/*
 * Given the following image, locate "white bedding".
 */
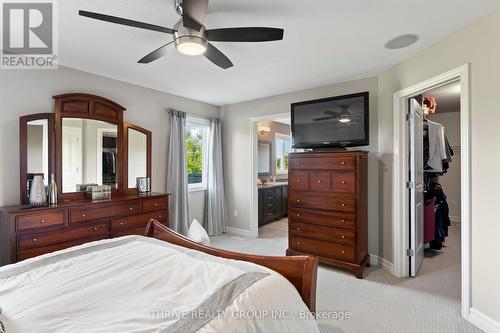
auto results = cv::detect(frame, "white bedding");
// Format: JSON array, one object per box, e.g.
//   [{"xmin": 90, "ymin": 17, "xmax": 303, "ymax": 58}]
[{"xmin": 0, "ymin": 236, "xmax": 319, "ymax": 333}]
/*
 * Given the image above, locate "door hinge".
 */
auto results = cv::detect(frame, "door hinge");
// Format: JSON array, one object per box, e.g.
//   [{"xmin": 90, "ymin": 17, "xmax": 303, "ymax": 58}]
[
  {"xmin": 407, "ymin": 249, "xmax": 415, "ymax": 257},
  {"xmin": 406, "ymin": 181, "xmax": 414, "ymax": 189}
]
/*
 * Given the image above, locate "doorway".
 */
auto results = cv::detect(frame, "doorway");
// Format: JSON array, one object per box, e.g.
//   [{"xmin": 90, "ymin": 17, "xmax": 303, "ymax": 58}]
[{"xmin": 392, "ymin": 64, "xmax": 471, "ymax": 318}]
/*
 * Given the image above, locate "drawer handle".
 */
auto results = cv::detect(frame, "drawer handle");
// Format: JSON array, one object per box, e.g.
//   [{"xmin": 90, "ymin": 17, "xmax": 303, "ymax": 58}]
[
  {"xmin": 40, "ymin": 219, "xmax": 45, "ymax": 223},
  {"xmin": 94, "ymin": 227, "xmax": 99, "ymax": 231},
  {"xmin": 297, "ymin": 228, "xmax": 300, "ymax": 231},
  {"xmin": 341, "ymin": 181, "xmax": 346, "ymax": 184},
  {"xmin": 268, "ymin": 204, "xmax": 273, "ymax": 207},
  {"xmin": 341, "ymin": 203, "xmax": 345, "ymax": 207},
  {"xmin": 296, "ymin": 213, "xmax": 300, "ymax": 217},
  {"xmin": 296, "ymin": 179, "xmax": 300, "ymax": 183},
  {"xmin": 33, "ymin": 238, "xmax": 38, "ymax": 243},
  {"xmin": 296, "ymin": 162, "xmax": 301, "ymax": 165},
  {"xmin": 340, "ymin": 235, "xmax": 345, "ymax": 239},
  {"xmin": 129, "ymin": 207, "xmax": 134, "ymax": 211},
  {"xmin": 158, "ymin": 215, "xmax": 162, "ymax": 219},
  {"xmin": 267, "ymin": 213, "xmax": 273, "ymax": 216},
  {"xmin": 81, "ymin": 214, "xmax": 86, "ymax": 217},
  {"xmin": 341, "ymin": 219, "xmax": 346, "ymax": 223},
  {"xmin": 342, "ymin": 250, "xmax": 345, "ymax": 254},
  {"xmin": 296, "ymin": 199, "xmax": 300, "ymax": 203},
  {"xmin": 317, "ymin": 180, "xmax": 321, "ymax": 183},
  {"xmin": 341, "ymin": 161, "xmax": 346, "ymax": 165},
  {"xmin": 297, "ymin": 241, "xmax": 300, "ymax": 245},
  {"xmin": 120, "ymin": 222, "xmax": 124, "ymax": 225},
  {"xmin": 154, "ymin": 203, "xmax": 159, "ymax": 207}
]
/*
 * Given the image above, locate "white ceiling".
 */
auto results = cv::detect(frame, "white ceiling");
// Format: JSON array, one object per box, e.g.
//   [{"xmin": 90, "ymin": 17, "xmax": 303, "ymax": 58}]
[{"xmin": 59, "ymin": 0, "xmax": 500, "ymax": 106}]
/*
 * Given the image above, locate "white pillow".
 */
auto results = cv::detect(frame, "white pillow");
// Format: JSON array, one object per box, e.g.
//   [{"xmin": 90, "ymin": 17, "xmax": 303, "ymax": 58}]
[{"xmin": 187, "ymin": 219, "xmax": 211, "ymax": 246}]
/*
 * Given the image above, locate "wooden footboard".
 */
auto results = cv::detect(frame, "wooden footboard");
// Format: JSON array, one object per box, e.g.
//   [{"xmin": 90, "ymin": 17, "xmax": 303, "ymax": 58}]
[{"xmin": 145, "ymin": 220, "xmax": 318, "ymax": 312}]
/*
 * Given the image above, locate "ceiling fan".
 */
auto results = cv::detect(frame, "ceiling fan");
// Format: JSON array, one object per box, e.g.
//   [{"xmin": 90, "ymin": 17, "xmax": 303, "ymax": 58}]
[
  {"xmin": 79, "ymin": 0, "xmax": 284, "ymax": 69},
  {"xmin": 313, "ymin": 105, "xmax": 353, "ymax": 123}
]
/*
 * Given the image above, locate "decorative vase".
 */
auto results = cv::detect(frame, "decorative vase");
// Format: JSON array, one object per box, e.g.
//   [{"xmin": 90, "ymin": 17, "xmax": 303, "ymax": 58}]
[
  {"xmin": 29, "ymin": 175, "xmax": 47, "ymax": 206},
  {"xmin": 48, "ymin": 174, "xmax": 58, "ymax": 205}
]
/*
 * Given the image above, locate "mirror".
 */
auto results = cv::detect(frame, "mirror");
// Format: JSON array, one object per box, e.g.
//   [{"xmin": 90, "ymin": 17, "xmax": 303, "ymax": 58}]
[
  {"xmin": 62, "ymin": 118, "xmax": 118, "ymax": 193},
  {"xmin": 27, "ymin": 119, "xmax": 49, "ymax": 185},
  {"xmin": 128, "ymin": 128, "xmax": 148, "ymax": 188},
  {"xmin": 258, "ymin": 141, "xmax": 272, "ymax": 175}
]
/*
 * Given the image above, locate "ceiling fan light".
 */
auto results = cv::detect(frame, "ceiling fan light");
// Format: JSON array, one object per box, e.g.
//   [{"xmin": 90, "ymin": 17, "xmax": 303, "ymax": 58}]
[{"xmin": 175, "ymin": 36, "xmax": 207, "ymax": 56}]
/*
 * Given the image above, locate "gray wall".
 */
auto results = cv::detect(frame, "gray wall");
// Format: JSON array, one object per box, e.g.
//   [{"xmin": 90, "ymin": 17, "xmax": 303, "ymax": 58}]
[
  {"xmin": 0, "ymin": 66, "xmax": 219, "ymax": 227},
  {"xmin": 221, "ymin": 77, "xmax": 380, "ymax": 257},
  {"xmin": 377, "ymin": 9, "xmax": 500, "ymax": 323}
]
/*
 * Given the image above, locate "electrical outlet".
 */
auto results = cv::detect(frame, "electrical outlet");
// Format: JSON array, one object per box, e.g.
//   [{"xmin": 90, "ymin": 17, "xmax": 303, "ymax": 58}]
[{"xmin": 234, "ymin": 209, "xmax": 238, "ymax": 217}]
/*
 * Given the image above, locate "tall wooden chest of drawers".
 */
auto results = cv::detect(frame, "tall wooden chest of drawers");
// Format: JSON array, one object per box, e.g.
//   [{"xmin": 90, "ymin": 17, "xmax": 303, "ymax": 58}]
[
  {"xmin": 286, "ymin": 152, "xmax": 369, "ymax": 278},
  {"xmin": 0, "ymin": 193, "xmax": 169, "ymax": 266}
]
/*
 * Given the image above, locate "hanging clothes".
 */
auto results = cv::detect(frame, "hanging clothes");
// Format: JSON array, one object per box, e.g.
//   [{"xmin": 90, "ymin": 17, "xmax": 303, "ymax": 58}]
[{"xmin": 424, "ymin": 120, "xmax": 453, "ymax": 174}]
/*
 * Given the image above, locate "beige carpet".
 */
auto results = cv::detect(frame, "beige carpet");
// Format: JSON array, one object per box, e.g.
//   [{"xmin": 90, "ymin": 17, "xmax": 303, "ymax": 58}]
[{"xmin": 211, "ymin": 219, "xmax": 481, "ymax": 333}]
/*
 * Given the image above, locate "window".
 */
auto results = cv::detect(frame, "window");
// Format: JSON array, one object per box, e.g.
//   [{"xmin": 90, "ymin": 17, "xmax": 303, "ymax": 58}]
[
  {"xmin": 186, "ymin": 117, "xmax": 209, "ymax": 190},
  {"xmin": 275, "ymin": 133, "xmax": 292, "ymax": 174}
]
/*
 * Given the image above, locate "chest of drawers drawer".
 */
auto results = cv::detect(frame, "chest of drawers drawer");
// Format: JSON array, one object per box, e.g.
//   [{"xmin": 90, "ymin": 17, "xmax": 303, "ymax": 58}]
[
  {"xmin": 290, "ymin": 222, "xmax": 355, "ymax": 246},
  {"xmin": 290, "ymin": 156, "xmax": 356, "ymax": 170},
  {"xmin": 142, "ymin": 197, "xmax": 168, "ymax": 212},
  {"xmin": 16, "ymin": 211, "xmax": 65, "ymax": 232},
  {"xmin": 290, "ymin": 236, "xmax": 355, "ymax": 263},
  {"xmin": 17, "ymin": 222, "xmax": 109, "ymax": 250},
  {"xmin": 69, "ymin": 201, "xmax": 141, "ymax": 223},
  {"xmin": 111, "ymin": 211, "xmax": 167, "ymax": 231},
  {"xmin": 289, "ymin": 207, "xmax": 355, "ymax": 230},
  {"xmin": 289, "ymin": 194, "xmax": 355, "ymax": 213}
]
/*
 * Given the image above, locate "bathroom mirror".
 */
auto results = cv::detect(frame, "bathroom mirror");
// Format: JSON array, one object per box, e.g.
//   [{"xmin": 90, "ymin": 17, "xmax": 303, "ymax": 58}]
[
  {"xmin": 123, "ymin": 123, "xmax": 152, "ymax": 192},
  {"xmin": 258, "ymin": 141, "xmax": 272, "ymax": 175},
  {"xmin": 61, "ymin": 118, "xmax": 118, "ymax": 193}
]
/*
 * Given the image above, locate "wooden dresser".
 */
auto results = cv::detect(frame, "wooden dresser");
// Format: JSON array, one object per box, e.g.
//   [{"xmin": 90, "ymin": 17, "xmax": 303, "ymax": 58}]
[
  {"xmin": 286, "ymin": 151, "xmax": 368, "ymax": 278},
  {"xmin": 0, "ymin": 193, "xmax": 168, "ymax": 266}
]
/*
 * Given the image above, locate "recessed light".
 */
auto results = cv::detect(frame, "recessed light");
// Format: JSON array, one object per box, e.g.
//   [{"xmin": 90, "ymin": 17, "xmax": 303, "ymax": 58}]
[{"xmin": 384, "ymin": 34, "xmax": 419, "ymax": 50}]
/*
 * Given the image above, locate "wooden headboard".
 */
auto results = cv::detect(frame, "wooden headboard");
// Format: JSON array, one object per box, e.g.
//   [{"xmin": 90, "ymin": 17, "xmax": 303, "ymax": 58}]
[{"xmin": 144, "ymin": 220, "xmax": 318, "ymax": 312}]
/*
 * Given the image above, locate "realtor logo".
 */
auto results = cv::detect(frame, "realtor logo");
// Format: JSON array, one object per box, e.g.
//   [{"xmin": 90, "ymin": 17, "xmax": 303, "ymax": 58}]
[{"xmin": 1, "ymin": 1, "xmax": 58, "ymax": 69}]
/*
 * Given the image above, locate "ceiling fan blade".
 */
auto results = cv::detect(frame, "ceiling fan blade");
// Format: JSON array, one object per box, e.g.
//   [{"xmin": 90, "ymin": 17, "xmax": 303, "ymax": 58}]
[
  {"xmin": 138, "ymin": 41, "xmax": 175, "ymax": 64},
  {"xmin": 79, "ymin": 10, "xmax": 175, "ymax": 34},
  {"xmin": 206, "ymin": 27, "xmax": 284, "ymax": 42},
  {"xmin": 182, "ymin": 0, "xmax": 208, "ymax": 31},
  {"xmin": 324, "ymin": 110, "xmax": 338, "ymax": 116},
  {"xmin": 204, "ymin": 43, "xmax": 233, "ymax": 69},
  {"xmin": 313, "ymin": 116, "xmax": 336, "ymax": 122}
]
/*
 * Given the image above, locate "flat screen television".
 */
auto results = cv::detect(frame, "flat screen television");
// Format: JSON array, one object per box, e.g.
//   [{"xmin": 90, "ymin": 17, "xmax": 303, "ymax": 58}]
[{"xmin": 291, "ymin": 92, "xmax": 369, "ymax": 149}]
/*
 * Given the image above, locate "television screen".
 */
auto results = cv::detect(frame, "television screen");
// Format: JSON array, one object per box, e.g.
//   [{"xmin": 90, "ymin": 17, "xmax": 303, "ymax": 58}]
[{"xmin": 291, "ymin": 92, "xmax": 369, "ymax": 149}]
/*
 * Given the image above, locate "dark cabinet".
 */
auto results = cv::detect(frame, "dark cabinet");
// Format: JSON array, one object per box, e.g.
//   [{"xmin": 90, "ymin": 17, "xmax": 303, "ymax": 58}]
[{"xmin": 258, "ymin": 184, "xmax": 288, "ymax": 227}]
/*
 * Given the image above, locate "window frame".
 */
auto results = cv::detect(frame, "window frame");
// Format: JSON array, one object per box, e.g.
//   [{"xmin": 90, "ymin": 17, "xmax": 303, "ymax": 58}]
[
  {"xmin": 186, "ymin": 116, "xmax": 210, "ymax": 192},
  {"xmin": 275, "ymin": 132, "xmax": 292, "ymax": 175}
]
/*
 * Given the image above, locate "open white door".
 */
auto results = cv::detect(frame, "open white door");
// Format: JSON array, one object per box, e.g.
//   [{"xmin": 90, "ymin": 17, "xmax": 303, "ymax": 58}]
[{"xmin": 409, "ymin": 98, "xmax": 424, "ymax": 277}]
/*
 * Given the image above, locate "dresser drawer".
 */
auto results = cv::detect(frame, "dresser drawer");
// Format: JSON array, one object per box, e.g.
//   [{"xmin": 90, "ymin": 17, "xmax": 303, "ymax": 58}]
[
  {"xmin": 310, "ymin": 171, "xmax": 331, "ymax": 192},
  {"xmin": 17, "ymin": 235, "xmax": 106, "ymax": 261},
  {"xmin": 289, "ymin": 207, "xmax": 355, "ymax": 230},
  {"xmin": 290, "ymin": 222, "xmax": 354, "ymax": 246},
  {"xmin": 290, "ymin": 236, "xmax": 355, "ymax": 262},
  {"xmin": 111, "ymin": 226, "xmax": 149, "ymax": 238},
  {"xmin": 17, "ymin": 211, "xmax": 65, "ymax": 232},
  {"xmin": 111, "ymin": 211, "xmax": 167, "ymax": 231},
  {"xmin": 142, "ymin": 197, "xmax": 168, "ymax": 213},
  {"xmin": 288, "ymin": 171, "xmax": 310, "ymax": 192},
  {"xmin": 290, "ymin": 156, "xmax": 356, "ymax": 170},
  {"xmin": 17, "ymin": 222, "xmax": 109, "ymax": 250},
  {"xmin": 289, "ymin": 194, "xmax": 355, "ymax": 213},
  {"xmin": 332, "ymin": 171, "xmax": 356, "ymax": 194},
  {"xmin": 69, "ymin": 201, "xmax": 141, "ymax": 223}
]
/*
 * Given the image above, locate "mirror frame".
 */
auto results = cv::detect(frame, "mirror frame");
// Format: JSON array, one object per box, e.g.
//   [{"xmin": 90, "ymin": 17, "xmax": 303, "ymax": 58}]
[
  {"xmin": 19, "ymin": 113, "xmax": 55, "ymax": 204},
  {"xmin": 257, "ymin": 140, "xmax": 273, "ymax": 176},
  {"xmin": 122, "ymin": 123, "xmax": 152, "ymax": 193},
  {"xmin": 54, "ymin": 93, "xmax": 126, "ymax": 201}
]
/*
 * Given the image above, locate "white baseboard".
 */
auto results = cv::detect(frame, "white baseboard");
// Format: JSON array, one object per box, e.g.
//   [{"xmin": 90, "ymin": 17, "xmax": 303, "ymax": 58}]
[
  {"xmin": 369, "ymin": 254, "xmax": 379, "ymax": 266},
  {"xmin": 469, "ymin": 308, "xmax": 500, "ymax": 333},
  {"xmin": 381, "ymin": 257, "xmax": 394, "ymax": 275},
  {"xmin": 226, "ymin": 227, "xmax": 251, "ymax": 238}
]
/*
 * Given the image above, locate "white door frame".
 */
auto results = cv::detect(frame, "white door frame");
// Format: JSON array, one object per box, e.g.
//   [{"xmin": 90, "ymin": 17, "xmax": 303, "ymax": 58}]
[
  {"xmin": 249, "ymin": 112, "xmax": 290, "ymax": 238},
  {"xmin": 392, "ymin": 64, "xmax": 471, "ymax": 318}
]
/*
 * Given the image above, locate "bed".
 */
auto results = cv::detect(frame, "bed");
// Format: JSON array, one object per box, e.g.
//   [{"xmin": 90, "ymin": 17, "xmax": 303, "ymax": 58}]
[{"xmin": 0, "ymin": 220, "xmax": 319, "ymax": 332}]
